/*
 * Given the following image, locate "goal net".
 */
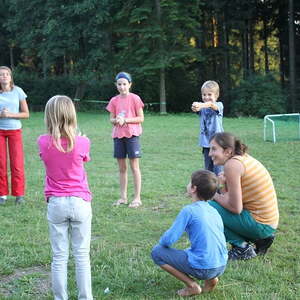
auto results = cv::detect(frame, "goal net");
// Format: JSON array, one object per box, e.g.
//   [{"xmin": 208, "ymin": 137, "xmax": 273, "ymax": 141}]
[{"xmin": 264, "ymin": 113, "xmax": 300, "ymax": 143}]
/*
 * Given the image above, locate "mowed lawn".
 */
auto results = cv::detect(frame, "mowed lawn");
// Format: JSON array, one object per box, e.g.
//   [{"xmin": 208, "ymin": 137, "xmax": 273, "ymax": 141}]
[{"xmin": 0, "ymin": 112, "xmax": 299, "ymax": 300}]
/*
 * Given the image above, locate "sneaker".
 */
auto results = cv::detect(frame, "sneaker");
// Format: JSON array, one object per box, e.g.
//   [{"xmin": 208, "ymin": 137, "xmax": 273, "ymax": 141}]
[
  {"xmin": 228, "ymin": 244, "xmax": 257, "ymax": 261},
  {"xmin": 0, "ymin": 196, "xmax": 7, "ymax": 204},
  {"xmin": 15, "ymin": 196, "xmax": 25, "ymax": 204},
  {"xmin": 254, "ymin": 234, "xmax": 275, "ymax": 255}
]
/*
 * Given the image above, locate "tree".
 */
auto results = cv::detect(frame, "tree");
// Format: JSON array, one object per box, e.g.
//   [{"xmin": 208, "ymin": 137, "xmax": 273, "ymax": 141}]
[
  {"xmin": 288, "ymin": 0, "xmax": 296, "ymax": 111},
  {"xmin": 112, "ymin": 0, "xmax": 203, "ymax": 112},
  {"xmin": 154, "ymin": 0, "xmax": 166, "ymax": 114}
]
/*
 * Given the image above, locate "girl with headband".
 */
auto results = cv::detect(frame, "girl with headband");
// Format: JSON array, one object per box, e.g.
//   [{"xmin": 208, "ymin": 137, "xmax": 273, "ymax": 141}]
[{"xmin": 106, "ymin": 72, "xmax": 144, "ymax": 208}]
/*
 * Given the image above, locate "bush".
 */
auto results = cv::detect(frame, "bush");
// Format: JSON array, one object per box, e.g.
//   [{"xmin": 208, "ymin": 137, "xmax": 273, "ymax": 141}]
[
  {"xmin": 13, "ymin": 71, "xmax": 114, "ymax": 111},
  {"xmin": 230, "ymin": 74, "xmax": 286, "ymax": 118},
  {"xmin": 13, "ymin": 72, "xmax": 77, "ymax": 110}
]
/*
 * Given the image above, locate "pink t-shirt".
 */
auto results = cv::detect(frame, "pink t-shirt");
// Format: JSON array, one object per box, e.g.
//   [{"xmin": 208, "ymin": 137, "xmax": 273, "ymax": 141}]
[
  {"xmin": 106, "ymin": 92, "xmax": 144, "ymax": 138},
  {"xmin": 37, "ymin": 134, "xmax": 92, "ymax": 202}
]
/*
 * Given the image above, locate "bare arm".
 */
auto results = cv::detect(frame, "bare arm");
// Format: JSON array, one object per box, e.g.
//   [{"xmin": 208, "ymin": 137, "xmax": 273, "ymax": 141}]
[
  {"xmin": 109, "ymin": 111, "xmax": 117, "ymax": 125},
  {"xmin": 125, "ymin": 108, "xmax": 144, "ymax": 124},
  {"xmin": 191, "ymin": 101, "xmax": 219, "ymax": 112},
  {"xmin": 110, "ymin": 108, "xmax": 144, "ymax": 126},
  {"xmin": 0, "ymin": 99, "xmax": 29, "ymax": 119},
  {"xmin": 213, "ymin": 159, "xmax": 244, "ymax": 214}
]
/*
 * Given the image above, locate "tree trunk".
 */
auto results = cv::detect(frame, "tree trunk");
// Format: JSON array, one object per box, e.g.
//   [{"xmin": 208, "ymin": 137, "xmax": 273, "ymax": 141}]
[
  {"xmin": 9, "ymin": 45, "xmax": 14, "ymax": 70},
  {"xmin": 155, "ymin": 0, "xmax": 167, "ymax": 114},
  {"xmin": 159, "ymin": 68, "xmax": 166, "ymax": 114},
  {"xmin": 196, "ymin": 10, "xmax": 207, "ymax": 88},
  {"xmin": 74, "ymin": 81, "xmax": 87, "ymax": 102},
  {"xmin": 63, "ymin": 54, "xmax": 67, "ymax": 76},
  {"xmin": 278, "ymin": 1, "xmax": 287, "ymax": 89},
  {"xmin": 42, "ymin": 54, "xmax": 47, "ymax": 79},
  {"xmin": 211, "ymin": 15, "xmax": 217, "ymax": 78},
  {"xmin": 263, "ymin": 18, "xmax": 269, "ymax": 73},
  {"xmin": 219, "ymin": 9, "xmax": 230, "ymax": 113},
  {"xmin": 249, "ymin": 19, "xmax": 255, "ymax": 73},
  {"xmin": 288, "ymin": 0, "xmax": 296, "ymax": 111},
  {"xmin": 242, "ymin": 23, "xmax": 249, "ymax": 79}
]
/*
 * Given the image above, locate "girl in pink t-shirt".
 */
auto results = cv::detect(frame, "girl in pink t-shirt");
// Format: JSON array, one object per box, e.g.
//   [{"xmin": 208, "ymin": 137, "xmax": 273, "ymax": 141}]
[
  {"xmin": 106, "ymin": 72, "xmax": 144, "ymax": 208},
  {"xmin": 38, "ymin": 96, "xmax": 93, "ymax": 300}
]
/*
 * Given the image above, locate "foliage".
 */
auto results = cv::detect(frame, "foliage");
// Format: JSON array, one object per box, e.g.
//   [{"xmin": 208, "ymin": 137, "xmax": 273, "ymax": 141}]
[
  {"xmin": 1, "ymin": 0, "xmax": 300, "ymax": 112},
  {"xmin": 0, "ymin": 113, "xmax": 299, "ymax": 299},
  {"xmin": 13, "ymin": 70, "xmax": 116, "ymax": 109},
  {"xmin": 230, "ymin": 74, "xmax": 286, "ymax": 117},
  {"xmin": 13, "ymin": 71, "xmax": 77, "ymax": 109}
]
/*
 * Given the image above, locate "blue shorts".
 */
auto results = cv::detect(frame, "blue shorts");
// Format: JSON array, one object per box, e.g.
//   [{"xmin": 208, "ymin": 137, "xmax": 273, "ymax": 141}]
[
  {"xmin": 151, "ymin": 244, "xmax": 226, "ymax": 280},
  {"xmin": 114, "ymin": 136, "xmax": 141, "ymax": 159}
]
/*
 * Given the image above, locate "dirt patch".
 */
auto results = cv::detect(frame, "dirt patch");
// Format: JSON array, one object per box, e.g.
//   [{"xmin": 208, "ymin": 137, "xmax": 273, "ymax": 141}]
[{"xmin": 0, "ymin": 266, "xmax": 51, "ymax": 298}]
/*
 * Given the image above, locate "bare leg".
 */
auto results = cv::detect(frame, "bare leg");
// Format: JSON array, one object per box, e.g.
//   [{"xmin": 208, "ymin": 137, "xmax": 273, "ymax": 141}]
[
  {"xmin": 128, "ymin": 158, "xmax": 142, "ymax": 208},
  {"xmin": 114, "ymin": 158, "xmax": 128, "ymax": 205},
  {"xmin": 202, "ymin": 277, "xmax": 219, "ymax": 292},
  {"xmin": 160, "ymin": 264, "xmax": 201, "ymax": 297}
]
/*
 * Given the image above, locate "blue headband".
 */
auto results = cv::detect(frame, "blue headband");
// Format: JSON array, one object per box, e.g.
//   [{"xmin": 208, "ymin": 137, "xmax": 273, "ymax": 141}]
[{"xmin": 115, "ymin": 72, "xmax": 132, "ymax": 83}]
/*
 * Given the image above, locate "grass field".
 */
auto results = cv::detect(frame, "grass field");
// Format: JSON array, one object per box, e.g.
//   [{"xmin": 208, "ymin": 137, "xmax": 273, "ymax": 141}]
[{"xmin": 0, "ymin": 112, "xmax": 299, "ymax": 300}]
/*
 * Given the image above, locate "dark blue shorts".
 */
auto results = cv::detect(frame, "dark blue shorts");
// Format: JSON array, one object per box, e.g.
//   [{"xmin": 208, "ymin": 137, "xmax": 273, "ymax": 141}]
[{"xmin": 114, "ymin": 136, "xmax": 141, "ymax": 159}]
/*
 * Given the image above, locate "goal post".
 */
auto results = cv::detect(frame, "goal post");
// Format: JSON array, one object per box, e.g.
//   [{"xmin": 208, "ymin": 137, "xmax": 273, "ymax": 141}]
[{"xmin": 263, "ymin": 113, "xmax": 300, "ymax": 143}]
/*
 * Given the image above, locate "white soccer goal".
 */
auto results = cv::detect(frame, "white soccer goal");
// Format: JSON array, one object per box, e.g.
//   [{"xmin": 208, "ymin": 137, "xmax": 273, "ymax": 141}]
[{"xmin": 264, "ymin": 113, "xmax": 300, "ymax": 143}]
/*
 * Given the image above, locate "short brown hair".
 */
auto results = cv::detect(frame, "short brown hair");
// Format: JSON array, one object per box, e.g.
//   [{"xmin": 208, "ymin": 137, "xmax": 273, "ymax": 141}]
[
  {"xmin": 201, "ymin": 80, "xmax": 220, "ymax": 98},
  {"xmin": 191, "ymin": 170, "xmax": 218, "ymax": 201}
]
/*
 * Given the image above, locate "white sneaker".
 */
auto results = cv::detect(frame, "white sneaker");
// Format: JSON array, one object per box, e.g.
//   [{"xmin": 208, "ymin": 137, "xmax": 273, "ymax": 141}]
[{"xmin": 0, "ymin": 196, "xmax": 7, "ymax": 204}]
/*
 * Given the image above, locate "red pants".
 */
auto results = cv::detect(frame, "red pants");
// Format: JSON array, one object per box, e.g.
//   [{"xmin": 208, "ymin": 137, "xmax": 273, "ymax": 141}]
[{"xmin": 0, "ymin": 129, "xmax": 25, "ymax": 196}]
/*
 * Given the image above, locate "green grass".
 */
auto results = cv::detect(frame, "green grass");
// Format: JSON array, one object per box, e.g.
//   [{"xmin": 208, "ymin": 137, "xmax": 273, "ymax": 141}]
[{"xmin": 0, "ymin": 112, "xmax": 299, "ymax": 299}]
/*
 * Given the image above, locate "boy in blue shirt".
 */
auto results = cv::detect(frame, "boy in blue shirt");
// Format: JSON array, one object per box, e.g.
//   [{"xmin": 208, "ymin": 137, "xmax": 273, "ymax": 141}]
[
  {"xmin": 192, "ymin": 81, "xmax": 224, "ymax": 175},
  {"xmin": 151, "ymin": 170, "xmax": 228, "ymax": 297}
]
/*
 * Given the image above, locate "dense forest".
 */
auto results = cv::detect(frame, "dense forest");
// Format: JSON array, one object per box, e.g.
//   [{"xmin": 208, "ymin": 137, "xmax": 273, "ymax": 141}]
[{"xmin": 0, "ymin": 0, "xmax": 299, "ymax": 115}]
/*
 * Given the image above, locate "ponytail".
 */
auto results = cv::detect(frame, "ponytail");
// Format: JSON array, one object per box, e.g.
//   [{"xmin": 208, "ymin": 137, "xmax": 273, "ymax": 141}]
[
  {"xmin": 211, "ymin": 132, "xmax": 248, "ymax": 155},
  {"xmin": 234, "ymin": 139, "xmax": 247, "ymax": 155}
]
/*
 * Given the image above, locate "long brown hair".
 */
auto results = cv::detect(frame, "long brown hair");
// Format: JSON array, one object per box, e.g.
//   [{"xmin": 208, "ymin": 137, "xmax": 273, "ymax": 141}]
[
  {"xmin": 0, "ymin": 66, "xmax": 14, "ymax": 91},
  {"xmin": 211, "ymin": 132, "xmax": 248, "ymax": 156}
]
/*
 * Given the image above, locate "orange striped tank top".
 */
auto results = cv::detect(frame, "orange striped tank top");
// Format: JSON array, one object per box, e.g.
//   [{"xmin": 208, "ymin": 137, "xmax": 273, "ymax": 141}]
[{"xmin": 233, "ymin": 154, "xmax": 279, "ymax": 228}]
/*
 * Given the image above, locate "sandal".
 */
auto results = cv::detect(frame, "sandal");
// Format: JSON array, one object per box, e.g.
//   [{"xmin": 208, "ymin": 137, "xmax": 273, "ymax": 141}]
[
  {"xmin": 113, "ymin": 199, "xmax": 128, "ymax": 206},
  {"xmin": 128, "ymin": 200, "xmax": 142, "ymax": 208}
]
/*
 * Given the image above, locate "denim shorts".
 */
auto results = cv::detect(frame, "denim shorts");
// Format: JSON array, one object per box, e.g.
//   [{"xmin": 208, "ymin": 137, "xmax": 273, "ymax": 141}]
[
  {"xmin": 114, "ymin": 136, "xmax": 141, "ymax": 159},
  {"xmin": 151, "ymin": 244, "xmax": 226, "ymax": 280}
]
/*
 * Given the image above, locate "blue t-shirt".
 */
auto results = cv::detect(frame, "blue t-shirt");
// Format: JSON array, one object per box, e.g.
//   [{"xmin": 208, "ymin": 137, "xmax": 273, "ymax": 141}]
[
  {"xmin": 198, "ymin": 102, "xmax": 224, "ymax": 147},
  {"xmin": 0, "ymin": 86, "xmax": 27, "ymax": 130},
  {"xmin": 159, "ymin": 201, "xmax": 228, "ymax": 269}
]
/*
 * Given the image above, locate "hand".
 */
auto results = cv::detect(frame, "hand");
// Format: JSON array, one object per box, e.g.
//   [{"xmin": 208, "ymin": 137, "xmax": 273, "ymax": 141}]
[
  {"xmin": 218, "ymin": 172, "xmax": 227, "ymax": 193},
  {"xmin": 77, "ymin": 130, "xmax": 87, "ymax": 137},
  {"xmin": 116, "ymin": 115, "xmax": 126, "ymax": 126},
  {"xmin": 191, "ymin": 102, "xmax": 201, "ymax": 112},
  {"xmin": 0, "ymin": 108, "xmax": 9, "ymax": 118},
  {"xmin": 218, "ymin": 172, "xmax": 226, "ymax": 185}
]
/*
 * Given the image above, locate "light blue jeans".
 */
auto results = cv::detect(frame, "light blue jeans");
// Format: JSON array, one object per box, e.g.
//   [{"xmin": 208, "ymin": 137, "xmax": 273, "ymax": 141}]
[{"xmin": 47, "ymin": 196, "xmax": 93, "ymax": 300}]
